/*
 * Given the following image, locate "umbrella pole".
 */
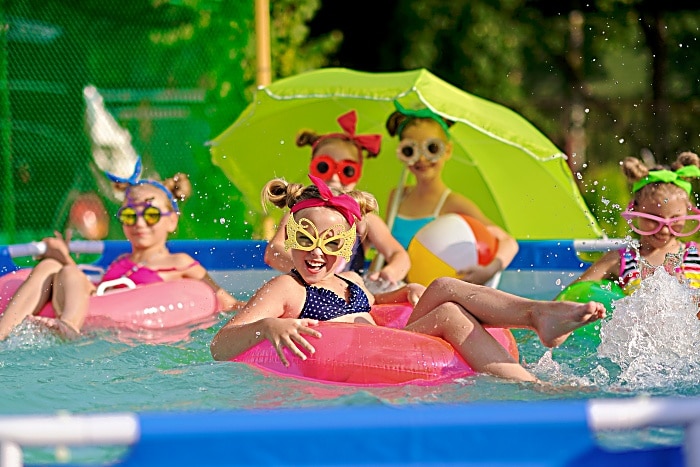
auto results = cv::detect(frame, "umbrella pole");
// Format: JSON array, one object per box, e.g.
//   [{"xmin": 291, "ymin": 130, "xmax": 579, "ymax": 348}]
[
  {"xmin": 368, "ymin": 166, "xmax": 408, "ymax": 274},
  {"xmin": 255, "ymin": 0, "xmax": 271, "ymax": 86}
]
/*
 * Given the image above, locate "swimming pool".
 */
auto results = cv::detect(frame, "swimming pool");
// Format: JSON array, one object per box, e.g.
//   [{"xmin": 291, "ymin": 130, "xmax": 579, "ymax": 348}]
[{"xmin": 0, "ymin": 239, "xmax": 698, "ymax": 466}]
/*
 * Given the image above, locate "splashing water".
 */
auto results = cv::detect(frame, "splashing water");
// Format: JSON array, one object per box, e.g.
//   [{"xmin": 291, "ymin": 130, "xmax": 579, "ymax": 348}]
[{"xmin": 597, "ymin": 263, "xmax": 700, "ymax": 390}]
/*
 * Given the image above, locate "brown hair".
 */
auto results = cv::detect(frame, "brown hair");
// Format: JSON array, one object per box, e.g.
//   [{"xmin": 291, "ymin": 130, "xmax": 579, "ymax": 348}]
[
  {"xmin": 162, "ymin": 172, "xmax": 192, "ymax": 202},
  {"xmin": 385, "ymin": 112, "xmax": 454, "ymax": 138},
  {"xmin": 622, "ymin": 152, "xmax": 700, "ymax": 205},
  {"xmin": 296, "ymin": 131, "xmax": 380, "ymax": 159}
]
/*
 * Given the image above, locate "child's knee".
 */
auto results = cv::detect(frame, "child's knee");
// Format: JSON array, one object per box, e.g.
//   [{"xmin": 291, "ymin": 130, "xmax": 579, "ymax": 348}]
[
  {"xmin": 31, "ymin": 258, "xmax": 63, "ymax": 276},
  {"xmin": 56, "ymin": 266, "xmax": 90, "ymax": 289}
]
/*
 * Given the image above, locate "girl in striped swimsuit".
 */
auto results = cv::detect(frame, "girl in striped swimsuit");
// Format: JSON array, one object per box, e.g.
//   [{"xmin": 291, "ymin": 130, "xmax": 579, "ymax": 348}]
[{"xmin": 575, "ymin": 152, "xmax": 700, "ymax": 296}]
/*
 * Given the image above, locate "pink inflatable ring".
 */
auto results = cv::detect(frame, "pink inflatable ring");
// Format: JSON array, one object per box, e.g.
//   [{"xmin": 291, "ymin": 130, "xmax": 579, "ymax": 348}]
[
  {"xmin": 0, "ymin": 268, "xmax": 218, "ymax": 343},
  {"xmin": 234, "ymin": 303, "xmax": 519, "ymax": 386}
]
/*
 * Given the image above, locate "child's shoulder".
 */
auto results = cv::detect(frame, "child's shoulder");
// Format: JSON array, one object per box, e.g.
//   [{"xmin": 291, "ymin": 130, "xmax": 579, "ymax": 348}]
[{"xmin": 168, "ymin": 251, "xmax": 199, "ymax": 266}]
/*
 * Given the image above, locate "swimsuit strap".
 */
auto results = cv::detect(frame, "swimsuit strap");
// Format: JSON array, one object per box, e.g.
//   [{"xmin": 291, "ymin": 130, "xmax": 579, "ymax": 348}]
[
  {"xmin": 432, "ymin": 189, "xmax": 451, "ymax": 216},
  {"xmin": 151, "ymin": 260, "xmax": 200, "ymax": 273},
  {"xmin": 290, "ymin": 268, "xmax": 310, "ymax": 287}
]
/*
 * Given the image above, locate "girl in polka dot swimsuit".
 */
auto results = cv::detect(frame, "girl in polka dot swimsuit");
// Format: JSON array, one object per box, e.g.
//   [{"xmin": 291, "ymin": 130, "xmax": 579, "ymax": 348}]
[{"xmin": 211, "ymin": 175, "xmax": 606, "ymax": 383}]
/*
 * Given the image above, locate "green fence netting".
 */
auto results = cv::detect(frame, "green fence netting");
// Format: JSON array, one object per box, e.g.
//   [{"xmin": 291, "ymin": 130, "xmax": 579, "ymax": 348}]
[{"xmin": 1, "ymin": 0, "xmax": 254, "ymax": 245}]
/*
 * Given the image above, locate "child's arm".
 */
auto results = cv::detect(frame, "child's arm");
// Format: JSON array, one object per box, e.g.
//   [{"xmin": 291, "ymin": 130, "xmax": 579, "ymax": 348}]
[
  {"xmin": 200, "ymin": 272, "xmax": 246, "ymax": 311},
  {"xmin": 373, "ymin": 283, "xmax": 426, "ymax": 307},
  {"xmin": 40, "ymin": 231, "xmax": 76, "ymax": 266},
  {"xmin": 457, "ymin": 224, "xmax": 519, "ymax": 285},
  {"xmin": 177, "ymin": 255, "xmax": 245, "ymax": 310},
  {"xmin": 446, "ymin": 194, "xmax": 519, "ymax": 285},
  {"xmin": 364, "ymin": 213, "xmax": 410, "ymax": 283},
  {"xmin": 574, "ymin": 250, "xmax": 621, "ymax": 283},
  {"xmin": 263, "ymin": 212, "xmax": 295, "ymax": 273},
  {"xmin": 210, "ymin": 275, "xmax": 320, "ymax": 363}
]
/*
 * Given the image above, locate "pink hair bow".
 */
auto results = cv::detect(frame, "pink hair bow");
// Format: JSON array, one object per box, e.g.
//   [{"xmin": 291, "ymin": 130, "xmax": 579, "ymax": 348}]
[
  {"xmin": 313, "ymin": 110, "xmax": 382, "ymax": 155},
  {"xmin": 290, "ymin": 175, "xmax": 362, "ymax": 225}
]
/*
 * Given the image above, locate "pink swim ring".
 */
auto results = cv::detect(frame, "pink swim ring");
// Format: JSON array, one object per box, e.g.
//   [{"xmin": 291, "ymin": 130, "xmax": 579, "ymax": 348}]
[
  {"xmin": 234, "ymin": 303, "xmax": 519, "ymax": 386},
  {"xmin": 0, "ymin": 268, "xmax": 218, "ymax": 343}
]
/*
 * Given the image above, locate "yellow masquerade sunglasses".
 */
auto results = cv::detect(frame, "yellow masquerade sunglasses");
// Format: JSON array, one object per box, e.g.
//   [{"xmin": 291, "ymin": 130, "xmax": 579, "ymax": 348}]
[{"xmin": 284, "ymin": 216, "xmax": 356, "ymax": 262}]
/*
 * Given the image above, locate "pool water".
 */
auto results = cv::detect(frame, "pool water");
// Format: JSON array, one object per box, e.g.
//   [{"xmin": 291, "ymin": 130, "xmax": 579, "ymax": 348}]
[{"xmin": 1, "ymin": 266, "xmax": 699, "ymax": 464}]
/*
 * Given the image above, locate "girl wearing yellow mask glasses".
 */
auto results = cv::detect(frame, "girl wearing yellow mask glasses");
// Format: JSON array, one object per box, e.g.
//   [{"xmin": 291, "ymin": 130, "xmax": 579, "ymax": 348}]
[{"xmin": 211, "ymin": 175, "xmax": 605, "ymax": 383}]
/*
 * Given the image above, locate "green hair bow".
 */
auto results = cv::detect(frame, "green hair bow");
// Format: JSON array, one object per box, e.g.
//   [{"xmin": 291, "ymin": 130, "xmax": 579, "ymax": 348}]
[
  {"xmin": 394, "ymin": 101, "xmax": 451, "ymax": 139},
  {"xmin": 632, "ymin": 165, "xmax": 700, "ymax": 195}
]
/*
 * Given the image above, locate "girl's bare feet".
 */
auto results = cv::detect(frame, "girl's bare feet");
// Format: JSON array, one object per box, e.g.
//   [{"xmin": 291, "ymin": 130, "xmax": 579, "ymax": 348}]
[{"xmin": 532, "ymin": 301, "xmax": 606, "ymax": 348}]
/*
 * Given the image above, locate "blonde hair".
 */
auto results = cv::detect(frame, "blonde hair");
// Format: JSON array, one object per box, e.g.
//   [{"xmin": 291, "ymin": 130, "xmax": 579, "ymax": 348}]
[
  {"xmin": 622, "ymin": 152, "xmax": 700, "ymax": 206},
  {"xmin": 261, "ymin": 178, "xmax": 378, "ymax": 219}
]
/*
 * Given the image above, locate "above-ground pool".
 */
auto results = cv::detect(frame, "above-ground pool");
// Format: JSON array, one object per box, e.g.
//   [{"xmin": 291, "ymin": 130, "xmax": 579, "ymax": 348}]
[{"xmin": 0, "ymin": 239, "xmax": 699, "ymax": 466}]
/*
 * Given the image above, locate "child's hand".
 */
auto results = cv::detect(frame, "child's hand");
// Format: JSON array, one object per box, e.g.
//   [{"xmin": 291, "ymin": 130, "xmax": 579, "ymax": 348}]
[
  {"xmin": 457, "ymin": 264, "xmax": 495, "ymax": 285},
  {"xmin": 262, "ymin": 318, "xmax": 321, "ymax": 366},
  {"xmin": 406, "ymin": 283, "xmax": 426, "ymax": 307},
  {"xmin": 40, "ymin": 231, "xmax": 73, "ymax": 265},
  {"xmin": 366, "ymin": 263, "xmax": 403, "ymax": 286}
]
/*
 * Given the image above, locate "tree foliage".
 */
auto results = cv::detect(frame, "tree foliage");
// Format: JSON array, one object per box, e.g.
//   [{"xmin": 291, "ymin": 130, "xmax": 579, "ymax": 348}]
[{"xmin": 314, "ymin": 0, "xmax": 699, "ymax": 168}]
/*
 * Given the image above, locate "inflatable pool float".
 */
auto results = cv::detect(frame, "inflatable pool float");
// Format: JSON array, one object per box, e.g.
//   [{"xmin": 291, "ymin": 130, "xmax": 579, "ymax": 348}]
[
  {"xmin": 234, "ymin": 303, "xmax": 518, "ymax": 385},
  {"xmin": 555, "ymin": 279, "xmax": 625, "ymax": 342},
  {"xmin": 0, "ymin": 268, "xmax": 218, "ymax": 343},
  {"xmin": 407, "ymin": 214, "xmax": 501, "ymax": 288}
]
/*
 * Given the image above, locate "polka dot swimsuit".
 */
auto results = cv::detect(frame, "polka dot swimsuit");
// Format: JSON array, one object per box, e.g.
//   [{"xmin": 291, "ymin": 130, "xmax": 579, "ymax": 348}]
[{"xmin": 291, "ymin": 269, "xmax": 371, "ymax": 321}]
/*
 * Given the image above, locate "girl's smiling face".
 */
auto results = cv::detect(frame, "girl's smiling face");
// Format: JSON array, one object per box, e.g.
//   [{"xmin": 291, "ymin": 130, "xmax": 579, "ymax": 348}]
[
  {"xmin": 399, "ymin": 119, "xmax": 452, "ymax": 179},
  {"xmin": 634, "ymin": 192, "xmax": 689, "ymax": 249},
  {"xmin": 288, "ymin": 206, "xmax": 354, "ymax": 284},
  {"xmin": 121, "ymin": 184, "xmax": 178, "ymax": 249}
]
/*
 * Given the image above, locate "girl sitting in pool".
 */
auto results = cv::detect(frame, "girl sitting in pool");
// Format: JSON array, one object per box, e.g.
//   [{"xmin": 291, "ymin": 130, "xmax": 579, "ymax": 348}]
[
  {"xmin": 211, "ymin": 175, "xmax": 605, "ymax": 382},
  {"xmin": 385, "ymin": 102, "xmax": 518, "ymax": 286},
  {"xmin": 574, "ymin": 152, "xmax": 700, "ymax": 295},
  {"xmin": 0, "ymin": 158, "xmax": 244, "ymax": 340},
  {"xmin": 264, "ymin": 110, "xmax": 411, "ymax": 290}
]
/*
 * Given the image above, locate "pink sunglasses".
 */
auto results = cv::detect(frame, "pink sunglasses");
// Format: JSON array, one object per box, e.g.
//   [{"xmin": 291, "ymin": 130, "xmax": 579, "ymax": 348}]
[{"xmin": 621, "ymin": 202, "xmax": 700, "ymax": 236}]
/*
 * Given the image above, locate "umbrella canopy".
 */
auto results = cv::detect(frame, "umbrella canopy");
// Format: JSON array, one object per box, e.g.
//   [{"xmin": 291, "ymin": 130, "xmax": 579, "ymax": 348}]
[{"xmin": 210, "ymin": 68, "xmax": 602, "ymax": 239}]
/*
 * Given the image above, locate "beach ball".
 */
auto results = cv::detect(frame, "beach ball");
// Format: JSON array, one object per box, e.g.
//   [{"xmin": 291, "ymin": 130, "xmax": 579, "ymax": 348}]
[{"xmin": 406, "ymin": 214, "xmax": 498, "ymax": 287}]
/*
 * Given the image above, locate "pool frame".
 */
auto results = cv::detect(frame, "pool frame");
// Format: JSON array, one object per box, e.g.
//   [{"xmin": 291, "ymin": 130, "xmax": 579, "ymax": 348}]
[{"xmin": 2, "ymin": 238, "xmax": 697, "ymax": 466}]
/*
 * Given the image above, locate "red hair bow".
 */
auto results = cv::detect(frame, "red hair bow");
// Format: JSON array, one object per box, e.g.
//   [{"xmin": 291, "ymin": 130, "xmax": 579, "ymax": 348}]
[
  {"xmin": 290, "ymin": 175, "xmax": 362, "ymax": 225},
  {"xmin": 313, "ymin": 110, "xmax": 382, "ymax": 156}
]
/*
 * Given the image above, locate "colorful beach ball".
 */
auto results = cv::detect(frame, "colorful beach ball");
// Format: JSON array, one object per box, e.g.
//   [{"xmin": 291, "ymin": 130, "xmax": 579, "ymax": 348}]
[{"xmin": 406, "ymin": 214, "xmax": 498, "ymax": 287}]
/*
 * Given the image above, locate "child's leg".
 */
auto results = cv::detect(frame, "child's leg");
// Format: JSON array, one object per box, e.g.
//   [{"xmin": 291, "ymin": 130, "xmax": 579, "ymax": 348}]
[
  {"xmin": 0, "ymin": 259, "xmax": 63, "ymax": 340},
  {"xmin": 405, "ymin": 301, "xmax": 537, "ymax": 382},
  {"xmin": 408, "ymin": 277, "xmax": 605, "ymax": 347},
  {"xmin": 51, "ymin": 265, "xmax": 95, "ymax": 335}
]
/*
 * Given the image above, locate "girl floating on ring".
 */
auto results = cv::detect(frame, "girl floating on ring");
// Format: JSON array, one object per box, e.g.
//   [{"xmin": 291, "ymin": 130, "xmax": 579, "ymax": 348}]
[
  {"xmin": 0, "ymin": 158, "xmax": 244, "ymax": 340},
  {"xmin": 572, "ymin": 152, "xmax": 700, "ymax": 296},
  {"xmin": 211, "ymin": 174, "xmax": 606, "ymax": 383}
]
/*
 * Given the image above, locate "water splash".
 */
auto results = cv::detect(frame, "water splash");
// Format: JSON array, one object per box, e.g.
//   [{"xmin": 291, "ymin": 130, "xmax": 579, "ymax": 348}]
[{"xmin": 597, "ymin": 265, "xmax": 700, "ymax": 390}]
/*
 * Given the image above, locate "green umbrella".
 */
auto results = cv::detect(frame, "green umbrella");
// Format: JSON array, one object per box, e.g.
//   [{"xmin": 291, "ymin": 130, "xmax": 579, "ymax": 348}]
[{"xmin": 210, "ymin": 68, "xmax": 602, "ymax": 239}]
